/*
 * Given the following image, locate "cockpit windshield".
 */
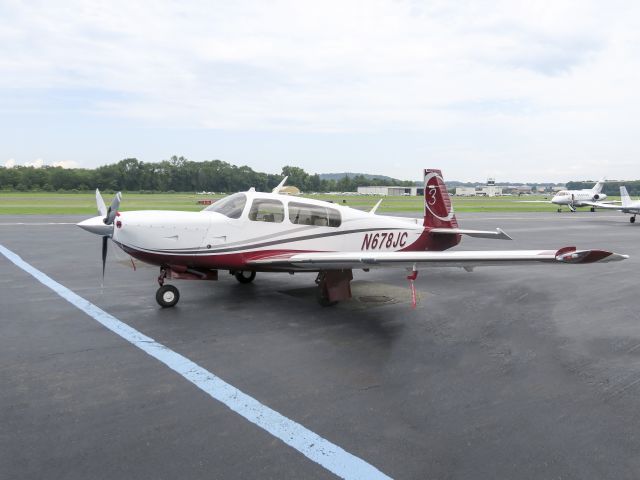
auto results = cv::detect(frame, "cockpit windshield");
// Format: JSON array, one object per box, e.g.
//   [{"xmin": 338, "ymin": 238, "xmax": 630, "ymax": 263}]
[{"xmin": 203, "ymin": 193, "xmax": 247, "ymax": 218}]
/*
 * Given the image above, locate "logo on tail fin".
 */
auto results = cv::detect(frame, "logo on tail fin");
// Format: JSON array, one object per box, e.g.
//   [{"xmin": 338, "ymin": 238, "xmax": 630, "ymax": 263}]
[{"xmin": 424, "ymin": 171, "xmax": 455, "ymax": 222}]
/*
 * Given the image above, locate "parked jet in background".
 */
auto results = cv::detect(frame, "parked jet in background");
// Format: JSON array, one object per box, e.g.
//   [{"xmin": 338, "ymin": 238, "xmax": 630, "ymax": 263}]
[
  {"xmin": 77, "ymin": 169, "xmax": 627, "ymax": 309},
  {"xmin": 584, "ymin": 186, "xmax": 640, "ymax": 223},
  {"xmin": 551, "ymin": 179, "xmax": 607, "ymax": 212}
]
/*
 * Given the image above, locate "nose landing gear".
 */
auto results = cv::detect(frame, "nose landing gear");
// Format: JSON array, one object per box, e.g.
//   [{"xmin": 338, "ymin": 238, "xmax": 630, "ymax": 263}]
[
  {"xmin": 156, "ymin": 284, "xmax": 180, "ymax": 308},
  {"xmin": 156, "ymin": 266, "xmax": 180, "ymax": 308},
  {"xmin": 631, "ymin": 215, "xmax": 636, "ymax": 224}
]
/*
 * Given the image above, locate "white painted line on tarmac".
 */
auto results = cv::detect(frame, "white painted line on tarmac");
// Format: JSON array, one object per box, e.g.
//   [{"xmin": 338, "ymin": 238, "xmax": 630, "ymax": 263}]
[
  {"xmin": 0, "ymin": 244, "xmax": 392, "ymax": 480},
  {"xmin": 0, "ymin": 222, "xmax": 76, "ymax": 225}
]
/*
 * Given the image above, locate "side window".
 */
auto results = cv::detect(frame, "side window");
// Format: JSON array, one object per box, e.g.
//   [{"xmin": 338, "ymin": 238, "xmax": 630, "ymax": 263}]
[
  {"xmin": 248, "ymin": 199, "xmax": 285, "ymax": 223},
  {"xmin": 289, "ymin": 202, "xmax": 341, "ymax": 227}
]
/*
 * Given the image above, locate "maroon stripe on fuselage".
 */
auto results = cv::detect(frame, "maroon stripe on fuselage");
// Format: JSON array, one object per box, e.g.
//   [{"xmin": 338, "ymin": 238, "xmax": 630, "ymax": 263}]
[{"xmin": 118, "ymin": 242, "xmax": 319, "ymax": 271}]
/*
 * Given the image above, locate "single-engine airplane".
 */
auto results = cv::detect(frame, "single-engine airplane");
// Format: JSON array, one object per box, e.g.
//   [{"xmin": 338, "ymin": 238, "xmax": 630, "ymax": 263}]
[
  {"xmin": 583, "ymin": 186, "xmax": 640, "ymax": 223},
  {"xmin": 77, "ymin": 169, "xmax": 628, "ymax": 308}
]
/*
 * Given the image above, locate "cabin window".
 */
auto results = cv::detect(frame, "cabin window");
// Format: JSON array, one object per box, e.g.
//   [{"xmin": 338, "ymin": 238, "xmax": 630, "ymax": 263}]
[
  {"xmin": 288, "ymin": 202, "xmax": 341, "ymax": 227},
  {"xmin": 248, "ymin": 199, "xmax": 285, "ymax": 223},
  {"xmin": 203, "ymin": 193, "xmax": 246, "ymax": 219}
]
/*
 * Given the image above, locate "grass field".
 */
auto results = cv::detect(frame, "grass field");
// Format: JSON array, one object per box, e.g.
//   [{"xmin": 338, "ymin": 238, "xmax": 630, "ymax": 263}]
[{"xmin": 0, "ymin": 191, "xmax": 611, "ymax": 215}]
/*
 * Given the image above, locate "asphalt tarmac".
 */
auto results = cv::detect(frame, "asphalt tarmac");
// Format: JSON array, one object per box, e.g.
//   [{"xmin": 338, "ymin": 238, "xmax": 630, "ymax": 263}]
[{"xmin": 1, "ymin": 211, "xmax": 639, "ymax": 479}]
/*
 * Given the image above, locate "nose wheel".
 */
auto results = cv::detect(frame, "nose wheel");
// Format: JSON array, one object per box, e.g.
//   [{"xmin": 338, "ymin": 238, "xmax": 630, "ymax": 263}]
[
  {"xmin": 156, "ymin": 284, "xmax": 180, "ymax": 308},
  {"xmin": 631, "ymin": 216, "xmax": 636, "ymax": 223}
]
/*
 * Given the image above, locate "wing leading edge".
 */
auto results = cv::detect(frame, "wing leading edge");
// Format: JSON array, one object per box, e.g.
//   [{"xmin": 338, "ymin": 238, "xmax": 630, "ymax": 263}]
[{"xmin": 248, "ymin": 246, "xmax": 628, "ymax": 270}]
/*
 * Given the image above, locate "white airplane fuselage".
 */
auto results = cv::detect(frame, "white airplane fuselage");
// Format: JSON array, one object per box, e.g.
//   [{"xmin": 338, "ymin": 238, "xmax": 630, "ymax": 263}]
[
  {"xmin": 79, "ymin": 190, "xmax": 455, "ymax": 272},
  {"xmin": 551, "ymin": 189, "xmax": 607, "ymax": 207}
]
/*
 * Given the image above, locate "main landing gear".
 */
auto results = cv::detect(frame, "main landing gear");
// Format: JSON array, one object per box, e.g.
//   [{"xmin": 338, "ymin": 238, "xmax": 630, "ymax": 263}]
[
  {"xmin": 234, "ymin": 270, "xmax": 256, "ymax": 284},
  {"xmin": 590, "ymin": 207, "xmax": 596, "ymax": 212},
  {"xmin": 631, "ymin": 215, "xmax": 636, "ymax": 224},
  {"xmin": 315, "ymin": 270, "xmax": 353, "ymax": 307}
]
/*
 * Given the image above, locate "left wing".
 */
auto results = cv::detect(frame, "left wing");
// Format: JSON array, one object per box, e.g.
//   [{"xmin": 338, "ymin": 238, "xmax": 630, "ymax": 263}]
[
  {"xmin": 581, "ymin": 201, "xmax": 626, "ymax": 211},
  {"xmin": 248, "ymin": 247, "xmax": 628, "ymax": 270}
]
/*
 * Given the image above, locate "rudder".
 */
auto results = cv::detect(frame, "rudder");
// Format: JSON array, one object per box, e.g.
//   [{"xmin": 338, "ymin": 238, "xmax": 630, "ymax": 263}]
[{"xmin": 423, "ymin": 169, "xmax": 459, "ymax": 228}]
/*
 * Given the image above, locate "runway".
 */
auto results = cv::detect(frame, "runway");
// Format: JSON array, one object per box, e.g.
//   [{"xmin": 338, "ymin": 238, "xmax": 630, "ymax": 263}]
[{"xmin": 1, "ymin": 211, "xmax": 639, "ymax": 479}]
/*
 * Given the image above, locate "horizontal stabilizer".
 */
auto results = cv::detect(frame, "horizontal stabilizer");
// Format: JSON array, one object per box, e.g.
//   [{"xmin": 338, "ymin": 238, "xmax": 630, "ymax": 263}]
[{"xmin": 429, "ymin": 227, "xmax": 512, "ymax": 240}]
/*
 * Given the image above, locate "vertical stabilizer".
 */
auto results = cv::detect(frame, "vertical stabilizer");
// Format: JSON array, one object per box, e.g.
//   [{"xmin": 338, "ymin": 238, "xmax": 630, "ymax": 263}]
[
  {"xmin": 423, "ymin": 169, "xmax": 459, "ymax": 229},
  {"xmin": 592, "ymin": 178, "xmax": 606, "ymax": 194},
  {"xmin": 621, "ymin": 186, "xmax": 632, "ymax": 208}
]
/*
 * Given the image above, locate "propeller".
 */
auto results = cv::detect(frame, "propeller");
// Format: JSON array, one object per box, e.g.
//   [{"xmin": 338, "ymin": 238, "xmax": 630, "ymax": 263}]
[
  {"xmin": 95, "ymin": 189, "xmax": 122, "ymax": 284},
  {"xmin": 103, "ymin": 191, "xmax": 121, "ymax": 225}
]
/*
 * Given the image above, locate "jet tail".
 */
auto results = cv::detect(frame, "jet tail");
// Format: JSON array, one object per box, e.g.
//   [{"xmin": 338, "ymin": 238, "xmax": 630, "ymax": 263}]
[
  {"xmin": 621, "ymin": 186, "xmax": 632, "ymax": 208},
  {"xmin": 592, "ymin": 178, "xmax": 606, "ymax": 194}
]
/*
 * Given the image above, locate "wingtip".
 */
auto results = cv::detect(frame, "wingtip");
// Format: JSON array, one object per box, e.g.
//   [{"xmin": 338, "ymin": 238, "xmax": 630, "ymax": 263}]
[{"xmin": 556, "ymin": 249, "xmax": 629, "ymax": 263}]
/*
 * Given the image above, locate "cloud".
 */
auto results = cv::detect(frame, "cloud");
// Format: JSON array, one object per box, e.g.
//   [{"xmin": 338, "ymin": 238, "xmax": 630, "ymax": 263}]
[
  {"xmin": 2, "ymin": 0, "xmax": 638, "ymax": 131},
  {"xmin": 51, "ymin": 160, "xmax": 79, "ymax": 169},
  {"xmin": 2, "ymin": 158, "xmax": 76, "ymax": 169},
  {"xmin": 0, "ymin": 0, "xmax": 639, "ymax": 180},
  {"xmin": 23, "ymin": 158, "xmax": 45, "ymax": 168}
]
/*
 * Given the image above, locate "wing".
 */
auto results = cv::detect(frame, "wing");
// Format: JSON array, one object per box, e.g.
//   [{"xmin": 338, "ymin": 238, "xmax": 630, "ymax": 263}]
[
  {"xmin": 581, "ymin": 201, "xmax": 623, "ymax": 210},
  {"xmin": 248, "ymin": 247, "xmax": 628, "ymax": 270}
]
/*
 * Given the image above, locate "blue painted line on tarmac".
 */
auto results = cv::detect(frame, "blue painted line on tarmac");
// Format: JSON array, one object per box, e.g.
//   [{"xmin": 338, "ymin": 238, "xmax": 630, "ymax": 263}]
[{"xmin": 0, "ymin": 244, "xmax": 392, "ymax": 480}]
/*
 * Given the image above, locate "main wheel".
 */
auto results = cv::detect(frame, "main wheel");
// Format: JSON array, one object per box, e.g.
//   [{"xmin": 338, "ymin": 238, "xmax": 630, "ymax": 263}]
[
  {"xmin": 234, "ymin": 270, "xmax": 256, "ymax": 284},
  {"xmin": 557, "ymin": 208, "xmax": 562, "ymax": 213},
  {"xmin": 631, "ymin": 216, "xmax": 636, "ymax": 223},
  {"xmin": 316, "ymin": 287, "xmax": 338, "ymax": 307},
  {"xmin": 156, "ymin": 284, "xmax": 180, "ymax": 308}
]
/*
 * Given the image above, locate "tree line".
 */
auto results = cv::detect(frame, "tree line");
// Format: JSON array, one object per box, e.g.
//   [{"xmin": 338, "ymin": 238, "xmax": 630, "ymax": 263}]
[{"xmin": 0, "ymin": 156, "xmax": 415, "ymax": 193}]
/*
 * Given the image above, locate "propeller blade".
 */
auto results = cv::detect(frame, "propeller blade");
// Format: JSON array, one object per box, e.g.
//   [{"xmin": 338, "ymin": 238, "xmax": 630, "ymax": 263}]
[
  {"xmin": 102, "ymin": 235, "xmax": 108, "ymax": 282},
  {"xmin": 96, "ymin": 189, "xmax": 107, "ymax": 217},
  {"xmin": 104, "ymin": 192, "xmax": 122, "ymax": 225}
]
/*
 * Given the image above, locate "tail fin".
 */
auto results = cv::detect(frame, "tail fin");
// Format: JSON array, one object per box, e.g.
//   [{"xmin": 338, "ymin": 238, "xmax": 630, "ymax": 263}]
[
  {"xmin": 621, "ymin": 186, "xmax": 632, "ymax": 208},
  {"xmin": 592, "ymin": 178, "xmax": 606, "ymax": 194},
  {"xmin": 423, "ymin": 169, "xmax": 458, "ymax": 228}
]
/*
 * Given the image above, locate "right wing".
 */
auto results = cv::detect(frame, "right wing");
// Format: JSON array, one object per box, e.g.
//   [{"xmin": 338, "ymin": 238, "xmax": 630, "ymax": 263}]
[{"xmin": 248, "ymin": 246, "xmax": 628, "ymax": 271}]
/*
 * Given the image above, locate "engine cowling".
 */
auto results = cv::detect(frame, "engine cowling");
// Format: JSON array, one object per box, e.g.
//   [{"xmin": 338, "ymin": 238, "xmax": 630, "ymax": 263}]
[{"xmin": 593, "ymin": 194, "xmax": 601, "ymax": 200}]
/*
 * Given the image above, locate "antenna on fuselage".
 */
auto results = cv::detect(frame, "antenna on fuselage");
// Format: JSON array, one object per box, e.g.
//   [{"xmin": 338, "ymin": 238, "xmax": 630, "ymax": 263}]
[
  {"xmin": 272, "ymin": 176, "xmax": 288, "ymax": 194},
  {"xmin": 369, "ymin": 198, "xmax": 383, "ymax": 214}
]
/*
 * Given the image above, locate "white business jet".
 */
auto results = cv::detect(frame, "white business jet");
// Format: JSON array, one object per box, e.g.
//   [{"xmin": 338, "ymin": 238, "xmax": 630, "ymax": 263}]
[
  {"xmin": 77, "ymin": 169, "xmax": 627, "ymax": 308},
  {"xmin": 551, "ymin": 179, "xmax": 607, "ymax": 212}
]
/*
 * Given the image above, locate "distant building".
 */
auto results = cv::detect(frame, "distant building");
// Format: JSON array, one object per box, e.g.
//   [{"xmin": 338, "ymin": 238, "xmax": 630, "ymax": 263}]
[
  {"xmin": 455, "ymin": 187, "xmax": 477, "ymax": 196},
  {"xmin": 455, "ymin": 178, "xmax": 503, "ymax": 197},
  {"xmin": 356, "ymin": 186, "xmax": 424, "ymax": 196}
]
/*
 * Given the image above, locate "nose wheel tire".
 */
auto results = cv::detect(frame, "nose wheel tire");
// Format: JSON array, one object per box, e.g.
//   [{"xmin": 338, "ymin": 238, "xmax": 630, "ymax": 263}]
[
  {"xmin": 156, "ymin": 284, "xmax": 180, "ymax": 308},
  {"xmin": 631, "ymin": 216, "xmax": 636, "ymax": 223},
  {"xmin": 234, "ymin": 270, "xmax": 256, "ymax": 284}
]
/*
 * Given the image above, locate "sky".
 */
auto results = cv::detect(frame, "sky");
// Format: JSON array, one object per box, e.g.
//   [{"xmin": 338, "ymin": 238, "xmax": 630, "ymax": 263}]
[{"xmin": 1, "ymin": 0, "xmax": 639, "ymax": 182}]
